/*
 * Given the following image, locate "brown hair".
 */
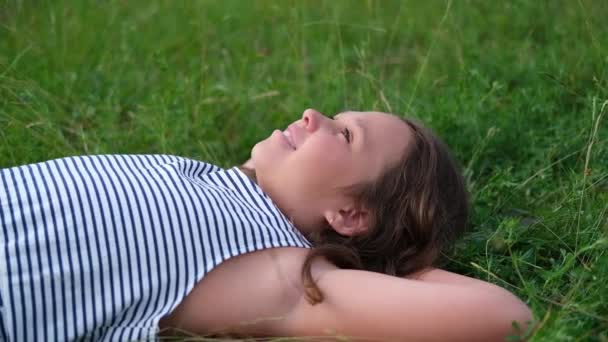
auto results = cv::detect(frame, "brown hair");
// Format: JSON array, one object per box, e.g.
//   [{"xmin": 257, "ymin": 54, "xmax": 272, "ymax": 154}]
[
  {"xmin": 240, "ymin": 117, "xmax": 469, "ymax": 305},
  {"xmin": 299, "ymin": 117, "xmax": 469, "ymax": 304}
]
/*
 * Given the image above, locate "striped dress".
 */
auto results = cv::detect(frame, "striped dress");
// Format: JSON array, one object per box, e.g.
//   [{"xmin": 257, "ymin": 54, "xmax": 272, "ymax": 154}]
[{"xmin": 0, "ymin": 155, "xmax": 312, "ymax": 341}]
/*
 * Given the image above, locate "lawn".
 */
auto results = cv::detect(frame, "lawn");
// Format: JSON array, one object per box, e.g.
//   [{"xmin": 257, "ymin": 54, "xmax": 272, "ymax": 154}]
[{"xmin": 1, "ymin": 0, "xmax": 607, "ymax": 340}]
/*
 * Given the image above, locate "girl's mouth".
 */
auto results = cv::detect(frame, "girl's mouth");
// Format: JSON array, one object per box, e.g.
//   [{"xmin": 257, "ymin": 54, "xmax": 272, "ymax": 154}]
[{"xmin": 282, "ymin": 130, "xmax": 296, "ymax": 150}]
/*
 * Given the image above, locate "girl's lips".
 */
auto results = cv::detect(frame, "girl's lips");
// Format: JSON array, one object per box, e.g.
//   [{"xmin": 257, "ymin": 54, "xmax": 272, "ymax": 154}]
[
  {"xmin": 283, "ymin": 129, "xmax": 296, "ymax": 149},
  {"xmin": 286, "ymin": 123, "xmax": 301, "ymax": 148},
  {"xmin": 274, "ymin": 129, "xmax": 295, "ymax": 150}
]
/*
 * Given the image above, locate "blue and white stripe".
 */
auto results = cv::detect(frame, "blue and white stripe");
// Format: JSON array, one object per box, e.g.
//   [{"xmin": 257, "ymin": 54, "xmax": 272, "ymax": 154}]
[{"xmin": 0, "ymin": 155, "xmax": 311, "ymax": 341}]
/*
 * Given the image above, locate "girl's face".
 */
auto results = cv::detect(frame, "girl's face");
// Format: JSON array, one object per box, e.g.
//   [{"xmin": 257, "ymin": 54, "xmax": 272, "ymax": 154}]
[{"xmin": 251, "ymin": 109, "xmax": 413, "ymax": 235}]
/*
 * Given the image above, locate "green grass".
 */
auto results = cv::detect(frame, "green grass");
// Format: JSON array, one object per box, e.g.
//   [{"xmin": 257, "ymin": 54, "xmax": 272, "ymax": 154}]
[{"xmin": 1, "ymin": 0, "xmax": 607, "ymax": 340}]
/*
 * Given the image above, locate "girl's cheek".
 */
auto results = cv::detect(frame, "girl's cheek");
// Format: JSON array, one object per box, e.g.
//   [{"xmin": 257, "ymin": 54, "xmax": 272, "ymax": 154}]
[{"xmin": 304, "ymin": 138, "xmax": 345, "ymax": 166}]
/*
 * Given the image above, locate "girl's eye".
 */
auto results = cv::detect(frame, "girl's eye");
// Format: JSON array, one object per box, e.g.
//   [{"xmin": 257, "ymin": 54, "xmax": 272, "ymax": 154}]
[{"xmin": 341, "ymin": 127, "xmax": 352, "ymax": 143}]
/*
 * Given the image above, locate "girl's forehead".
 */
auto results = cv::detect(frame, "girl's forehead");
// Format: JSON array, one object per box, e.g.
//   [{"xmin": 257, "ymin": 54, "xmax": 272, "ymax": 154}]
[{"xmin": 336, "ymin": 110, "xmax": 398, "ymax": 121}]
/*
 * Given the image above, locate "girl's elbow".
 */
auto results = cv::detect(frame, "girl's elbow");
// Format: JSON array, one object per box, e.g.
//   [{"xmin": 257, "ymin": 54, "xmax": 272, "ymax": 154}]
[
  {"xmin": 493, "ymin": 292, "xmax": 534, "ymax": 341},
  {"xmin": 511, "ymin": 301, "xmax": 534, "ymax": 337},
  {"xmin": 464, "ymin": 283, "xmax": 534, "ymax": 341},
  {"xmin": 518, "ymin": 304, "xmax": 534, "ymax": 326}
]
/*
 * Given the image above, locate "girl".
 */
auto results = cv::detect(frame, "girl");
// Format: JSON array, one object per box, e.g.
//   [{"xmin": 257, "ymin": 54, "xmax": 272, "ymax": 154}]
[{"xmin": 0, "ymin": 109, "xmax": 532, "ymax": 341}]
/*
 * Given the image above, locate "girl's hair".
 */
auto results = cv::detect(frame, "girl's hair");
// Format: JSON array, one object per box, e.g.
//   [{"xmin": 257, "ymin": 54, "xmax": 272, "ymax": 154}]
[{"xmin": 240, "ymin": 117, "xmax": 469, "ymax": 305}]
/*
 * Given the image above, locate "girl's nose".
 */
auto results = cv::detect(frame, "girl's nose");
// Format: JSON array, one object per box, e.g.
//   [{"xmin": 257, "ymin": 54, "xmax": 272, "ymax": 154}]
[{"xmin": 302, "ymin": 108, "xmax": 324, "ymax": 133}]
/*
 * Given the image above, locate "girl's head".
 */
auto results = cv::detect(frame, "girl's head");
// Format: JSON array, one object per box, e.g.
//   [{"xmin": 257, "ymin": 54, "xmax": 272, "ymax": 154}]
[
  {"xmin": 248, "ymin": 108, "xmax": 469, "ymax": 303},
  {"xmin": 251, "ymin": 108, "xmax": 412, "ymax": 236}
]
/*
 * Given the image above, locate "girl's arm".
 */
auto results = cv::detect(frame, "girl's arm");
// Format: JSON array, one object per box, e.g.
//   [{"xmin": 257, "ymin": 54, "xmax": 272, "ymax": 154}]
[
  {"xmin": 407, "ymin": 267, "xmax": 506, "ymax": 286},
  {"xmin": 280, "ymin": 267, "xmax": 533, "ymax": 341}
]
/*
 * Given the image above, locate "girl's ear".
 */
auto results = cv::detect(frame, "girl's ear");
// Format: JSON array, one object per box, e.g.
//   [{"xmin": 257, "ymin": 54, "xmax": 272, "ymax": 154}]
[{"xmin": 323, "ymin": 206, "xmax": 370, "ymax": 237}]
